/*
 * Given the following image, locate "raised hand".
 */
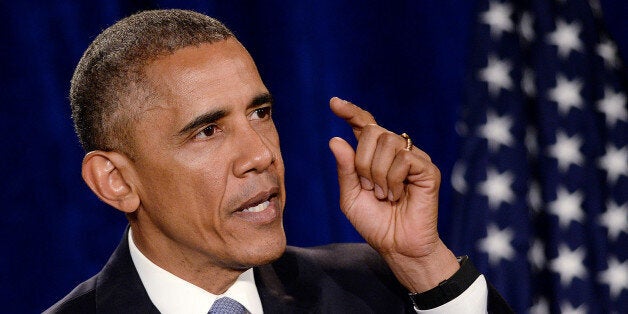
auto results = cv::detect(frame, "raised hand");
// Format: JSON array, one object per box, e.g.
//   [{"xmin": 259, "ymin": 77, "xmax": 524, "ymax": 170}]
[{"xmin": 328, "ymin": 97, "xmax": 459, "ymax": 293}]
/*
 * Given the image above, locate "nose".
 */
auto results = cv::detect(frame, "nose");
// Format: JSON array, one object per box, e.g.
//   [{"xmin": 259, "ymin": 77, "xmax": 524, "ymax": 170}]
[{"xmin": 232, "ymin": 125, "xmax": 275, "ymax": 177}]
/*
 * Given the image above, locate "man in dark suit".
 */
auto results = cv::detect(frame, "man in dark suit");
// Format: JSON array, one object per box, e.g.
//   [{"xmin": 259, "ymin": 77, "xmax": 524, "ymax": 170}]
[{"xmin": 46, "ymin": 9, "xmax": 511, "ymax": 313}]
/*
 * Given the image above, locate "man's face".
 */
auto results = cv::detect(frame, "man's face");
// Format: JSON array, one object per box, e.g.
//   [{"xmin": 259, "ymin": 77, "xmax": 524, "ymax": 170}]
[{"xmin": 127, "ymin": 39, "xmax": 286, "ymax": 272}]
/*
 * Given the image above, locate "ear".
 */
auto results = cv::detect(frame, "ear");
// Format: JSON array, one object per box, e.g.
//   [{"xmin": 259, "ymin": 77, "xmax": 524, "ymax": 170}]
[{"xmin": 82, "ymin": 151, "xmax": 140, "ymax": 213}]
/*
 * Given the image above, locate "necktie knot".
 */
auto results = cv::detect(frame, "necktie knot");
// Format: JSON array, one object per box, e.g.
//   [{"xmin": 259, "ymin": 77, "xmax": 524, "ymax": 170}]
[{"xmin": 209, "ymin": 297, "xmax": 248, "ymax": 314}]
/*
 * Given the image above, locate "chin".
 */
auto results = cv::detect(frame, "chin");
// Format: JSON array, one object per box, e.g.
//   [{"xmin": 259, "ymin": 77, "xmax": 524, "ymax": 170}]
[{"xmin": 239, "ymin": 230, "xmax": 287, "ymax": 268}]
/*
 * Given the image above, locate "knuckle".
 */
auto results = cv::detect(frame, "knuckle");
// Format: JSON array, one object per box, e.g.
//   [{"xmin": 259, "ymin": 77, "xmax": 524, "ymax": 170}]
[
  {"xmin": 363, "ymin": 123, "xmax": 378, "ymax": 131},
  {"xmin": 379, "ymin": 132, "xmax": 400, "ymax": 147},
  {"xmin": 430, "ymin": 165, "xmax": 442, "ymax": 181},
  {"xmin": 359, "ymin": 124, "xmax": 380, "ymax": 139},
  {"xmin": 426, "ymin": 165, "xmax": 442, "ymax": 190},
  {"xmin": 363, "ymin": 111, "xmax": 377, "ymax": 124},
  {"xmin": 419, "ymin": 151, "xmax": 432, "ymax": 162},
  {"xmin": 400, "ymin": 150, "xmax": 415, "ymax": 163}
]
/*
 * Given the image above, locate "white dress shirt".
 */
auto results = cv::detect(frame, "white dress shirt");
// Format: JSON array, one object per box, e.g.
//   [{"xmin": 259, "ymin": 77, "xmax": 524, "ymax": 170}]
[{"xmin": 128, "ymin": 229, "xmax": 263, "ymax": 314}]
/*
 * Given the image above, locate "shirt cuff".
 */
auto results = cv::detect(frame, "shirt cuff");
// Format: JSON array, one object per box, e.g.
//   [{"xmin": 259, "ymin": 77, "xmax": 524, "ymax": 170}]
[
  {"xmin": 409, "ymin": 256, "xmax": 488, "ymax": 313},
  {"xmin": 413, "ymin": 275, "xmax": 488, "ymax": 314}
]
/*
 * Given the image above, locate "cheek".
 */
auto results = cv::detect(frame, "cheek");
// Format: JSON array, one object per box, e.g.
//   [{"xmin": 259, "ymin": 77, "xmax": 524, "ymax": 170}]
[
  {"xmin": 137, "ymin": 151, "xmax": 230, "ymax": 221},
  {"xmin": 172, "ymin": 156, "xmax": 231, "ymax": 213}
]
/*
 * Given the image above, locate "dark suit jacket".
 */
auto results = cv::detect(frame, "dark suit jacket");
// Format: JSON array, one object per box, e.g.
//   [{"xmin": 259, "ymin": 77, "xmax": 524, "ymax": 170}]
[{"xmin": 45, "ymin": 231, "xmax": 512, "ymax": 313}]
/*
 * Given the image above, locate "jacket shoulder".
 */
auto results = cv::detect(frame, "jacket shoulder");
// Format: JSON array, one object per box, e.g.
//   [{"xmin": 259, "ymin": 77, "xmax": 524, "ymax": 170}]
[
  {"xmin": 285, "ymin": 243, "xmax": 388, "ymax": 272},
  {"xmin": 271, "ymin": 243, "xmax": 412, "ymax": 312},
  {"xmin": 43, "ymin": 274, "xmax": 98, "ymax": 314}
]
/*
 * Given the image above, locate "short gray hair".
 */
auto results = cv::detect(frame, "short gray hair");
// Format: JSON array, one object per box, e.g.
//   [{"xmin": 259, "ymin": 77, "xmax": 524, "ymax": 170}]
[{"xmin": 70, "ymin": 9, "xmax": 234, "ymax": 154}]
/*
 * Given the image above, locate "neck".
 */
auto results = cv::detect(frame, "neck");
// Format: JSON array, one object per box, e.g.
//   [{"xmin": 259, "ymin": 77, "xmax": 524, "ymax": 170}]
[{"xmin": 129, "ymin": 222, "xmax": 245, "ymax": 294}]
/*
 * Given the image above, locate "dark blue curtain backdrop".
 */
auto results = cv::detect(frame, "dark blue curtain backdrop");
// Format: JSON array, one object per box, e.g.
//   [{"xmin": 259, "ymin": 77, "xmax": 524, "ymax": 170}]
[{"xmin": 1, "ymin": 1, "xmax": 625, "ymax": 312}]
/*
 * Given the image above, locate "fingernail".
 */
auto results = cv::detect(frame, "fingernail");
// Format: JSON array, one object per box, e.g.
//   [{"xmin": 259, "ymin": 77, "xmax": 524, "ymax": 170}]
[
  {"xmin": 374, "ymin": 185, "xmax": 385, "ymax": 199},
  {"xmin": 360, "ymin": 176, "xmax": 373, "ymax": 190},
  {"xmin": 335, "ymin": 96, "xmax": 349, "ymax": 104},
  {"xmin": 388, "ymin": 190, "xmax": 395, "ymax": 202}
]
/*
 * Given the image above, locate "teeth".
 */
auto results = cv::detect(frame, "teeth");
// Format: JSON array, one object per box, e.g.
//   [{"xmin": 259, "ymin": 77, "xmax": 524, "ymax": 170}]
[{"xmin": 242, "ymin": 200, "xmax": 270, "ymax": 213}]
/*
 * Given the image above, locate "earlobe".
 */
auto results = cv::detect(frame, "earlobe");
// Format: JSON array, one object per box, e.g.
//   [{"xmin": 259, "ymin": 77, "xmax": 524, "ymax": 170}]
[{"xmin": 82, "ymin": 151, "xmax": 140, "ymax": 213}]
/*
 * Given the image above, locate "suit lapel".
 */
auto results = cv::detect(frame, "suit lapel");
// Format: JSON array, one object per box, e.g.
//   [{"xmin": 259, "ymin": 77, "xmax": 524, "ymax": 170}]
[
  {"xmin": 94, "ymin": 228, "xmax": 160, "ymax": 313},
  {"xmin": 254, "ymin": 248, "xmax": 321, "ymax": 313},
  {"xmin": 254, "ymin": 265, "xmax": 315, "ymax": 313}
]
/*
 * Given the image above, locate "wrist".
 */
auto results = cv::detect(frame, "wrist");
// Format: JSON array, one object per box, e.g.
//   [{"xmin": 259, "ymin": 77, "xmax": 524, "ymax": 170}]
[
  {"xmin": 408, "ymin": 256, "xmax": 481, "ymax": 310},
  {"xmin": 383, "ymin": 240, "xmax": 460, "ymax": 293}
]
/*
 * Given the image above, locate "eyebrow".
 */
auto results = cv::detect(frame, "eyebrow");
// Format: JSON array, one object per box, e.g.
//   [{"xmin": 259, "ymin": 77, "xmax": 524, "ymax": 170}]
[
  {"xmin": 250, "ymin": 92, "xmax": 274, "ymax": 110},
  {"xmin": 177, "ymin": 92, "xmax": 274, "ymax": 136}
]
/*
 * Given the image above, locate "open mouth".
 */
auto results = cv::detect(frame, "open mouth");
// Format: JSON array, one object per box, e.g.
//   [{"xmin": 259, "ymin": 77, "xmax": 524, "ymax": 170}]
[
  {"xmin": 235, "ymin": 187, "xmax": 279, "ymax": 214},
  {"xmin": 241, "ymin": 200, "xmax": 271, "ymax": 213},
  {"xmin": 233, "ymin": 188, "xmax": 280, "ymax": 224}
]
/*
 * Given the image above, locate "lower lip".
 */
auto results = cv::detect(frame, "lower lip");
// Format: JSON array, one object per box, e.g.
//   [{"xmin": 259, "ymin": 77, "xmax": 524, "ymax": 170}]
[{"xmin": 232, "ymin": 197, "xmax": 280, "ymax": 224}]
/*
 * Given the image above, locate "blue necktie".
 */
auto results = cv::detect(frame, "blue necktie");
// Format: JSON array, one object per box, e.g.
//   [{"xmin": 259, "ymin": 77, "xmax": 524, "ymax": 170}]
[{"xmin": 208, "ymin": 297, "xmax": 249, "ymax": 314}]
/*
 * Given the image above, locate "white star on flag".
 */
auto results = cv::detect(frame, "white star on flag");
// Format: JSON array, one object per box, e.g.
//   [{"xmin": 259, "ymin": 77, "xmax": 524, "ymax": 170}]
[
  {"xmin": 518, "ymin": 12, "xmax": 535, "ymax": 43},
  {"xmin": 589, "ymin": 0, "xmax": 603, "ymax": 16},
  {"xmin": 598, "ymin": 144, "xmax": 628, "ymax": 184},
  {"xmin": 478, "ymin": 224, "xmax": 516, "ymax": 265},
  {"xmin": 525, "ymin": 126, "xmax": 539, "ymax": 156},
  {"xmin": 479, "ymin": 55, "xmax": 513, "ymax": 97},
  {"xmin": 560, "ymin": 301, "xmax": 588, "ymax": 314},
  {"xmin": 548, "ymin": 75, "xmax": 583, "ymax": 116},
  {"xmin": 528, "ymin": 239, "xmax": 546, "ymax": 270},
  {"xmin": 548, "ymin": 131, "xmax": 584, "ymax": 172},
  {"xmin": 597, "ymin": 39, "xmax": 620, "ymax": 68},
  {"xmin": 529, "ymin": 297, "xmax": 550, "ymax": 314},
  {"xmin": 547, "ymin": 19, "xmax": 583, "ymax": 58},
  {"xmin": 454, "ymin": 0, "xmax": 628, "ymax": 310},
  {"xmin": 550, "ymin": 244, "xmax": 587, "ymax": 286},
  {"xmin": 478, "ymin": 111, "xmax": 514, "ymax": 151},
  {"xmin": 548, "ymin": 187, "xmax": 585, "ymax": 229},
  {"xmin": 598, "ymin": 201, "xmax": 628, "ymax": 241},
  {"xmin": 598, "ymin": 256, "xmax": 628, "ymax": 299},
  {"xmin": 481, "ymin": 1, "xmax": 514, "ymax": 39},
  {"xmin": 527, "ymin": 180, "xmax": 542, "ymax": 213},
  {"xmin": 597, "ymin": 87, "xmax": 627, "ymax": 127},
  {"xmin": 521, "ymin": 68, "xmax": 536, "ymax": 97},
  {"xmin": 451, "ymin": 162, "xmax": 468, "ymax": 194},
  {"xmin": 479, "ymin": 168, "xmax": 515, "ymax": 210}
]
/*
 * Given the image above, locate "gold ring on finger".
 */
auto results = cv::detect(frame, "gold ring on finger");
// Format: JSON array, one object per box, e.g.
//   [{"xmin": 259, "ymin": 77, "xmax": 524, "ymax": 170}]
[{"xmin": 400, "ymin": 133, "xmax": 413, "ymax": 151}]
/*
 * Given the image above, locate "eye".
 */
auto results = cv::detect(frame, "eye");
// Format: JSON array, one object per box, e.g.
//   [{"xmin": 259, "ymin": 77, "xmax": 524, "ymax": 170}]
[
  {"xmin": 193, "ymin": 124, "xmax": 217, "ymax": 140},
  {"xmin": 251, "ymin": 106, "xmax": 272, "ymax": 120}
]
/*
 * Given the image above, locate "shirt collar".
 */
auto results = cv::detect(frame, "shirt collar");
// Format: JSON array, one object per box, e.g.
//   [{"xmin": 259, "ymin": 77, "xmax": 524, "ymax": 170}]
[{"xmin": 128, "ymin": 228, "xmax": 263, "ymax": 314}]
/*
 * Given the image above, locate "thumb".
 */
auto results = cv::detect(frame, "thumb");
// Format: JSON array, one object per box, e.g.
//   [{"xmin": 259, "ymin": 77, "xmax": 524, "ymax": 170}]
[{"xmin": 329, "ymin": 137, "xmax": 360, "ymax": 205}]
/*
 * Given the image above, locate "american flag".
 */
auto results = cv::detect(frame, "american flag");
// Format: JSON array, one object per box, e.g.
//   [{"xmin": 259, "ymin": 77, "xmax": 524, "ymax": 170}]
[{"xmin": 450, "ymin": 0, "xmax": 627, "ymax": 312}]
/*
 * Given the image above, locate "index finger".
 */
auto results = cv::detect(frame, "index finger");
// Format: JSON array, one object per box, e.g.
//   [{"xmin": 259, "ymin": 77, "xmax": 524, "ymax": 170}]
[{"xmin": 330, "ymin": 97, "xmax": 377, "ymax": 139}]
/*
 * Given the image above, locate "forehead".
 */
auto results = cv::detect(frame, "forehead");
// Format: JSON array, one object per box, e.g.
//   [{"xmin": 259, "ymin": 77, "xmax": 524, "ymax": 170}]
[
  {"xmin": 140, "ymin": 39, "xmax": 266, "ymax": 118},
  {"xmin": 145, "ymin": 38, "xmax": 263, "ymax": 104}
]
